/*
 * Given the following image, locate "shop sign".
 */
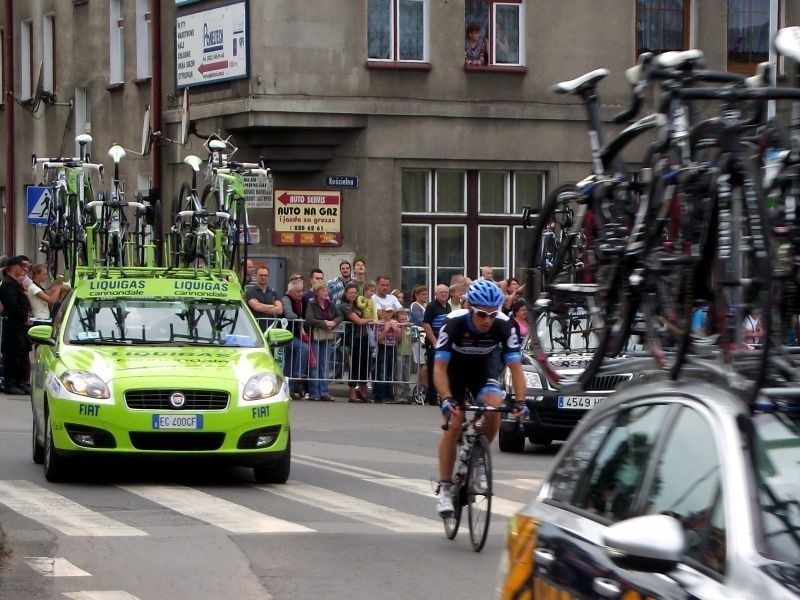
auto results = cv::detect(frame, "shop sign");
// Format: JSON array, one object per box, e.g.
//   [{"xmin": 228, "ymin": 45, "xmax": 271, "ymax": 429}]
[
  {"xmin": 273, "ymin": 190, "xmax": 342, "ymax": 247},
  {"xmin": 176, "ymin": 1, "xmax": 248, "ymax": 88}
]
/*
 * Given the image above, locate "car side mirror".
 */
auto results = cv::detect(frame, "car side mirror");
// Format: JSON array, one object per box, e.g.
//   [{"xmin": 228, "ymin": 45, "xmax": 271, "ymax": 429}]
[
  {"xmin": 28, "ymin": 324, "xmax": 56, "ymax": 346},
  {"xmin": 267, "ymin": 328, "xmax": 293, "ymax": 348},
  {"xmin": 603, "ymin": 514, "xmax": 685, "ymax": 573}
]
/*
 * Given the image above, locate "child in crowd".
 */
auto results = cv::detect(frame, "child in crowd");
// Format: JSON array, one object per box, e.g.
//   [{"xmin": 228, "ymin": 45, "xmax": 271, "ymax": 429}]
[
  {"xmin": 394, "ymin": 308, "xmax": 414, "ymax": 403},
  {"xmin": 374, "ymin": 306, "xmax": 401, "ymax": 402},
  {"xmin": 356, "ymin": 281, "xmax": 378, "ymax": 322}
]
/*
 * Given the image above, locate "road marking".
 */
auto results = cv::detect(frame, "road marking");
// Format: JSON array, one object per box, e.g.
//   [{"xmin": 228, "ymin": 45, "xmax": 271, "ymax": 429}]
[
  {"xmin": 0, "ymin": 481, "xmax": 146, "ymax": 537},
  {"xmin": 63, "ymin": 593, "xmax": 142, "ymax": 600},
  {"xmin": 25, "ymin": 557, "xmax": 91, "ymax": 577},
  {"xmin": 256, "ymin": 481, "xmax": 441, "ymax": 533},
  {"xmin": 499, "ymin": 478, "xmax": 543, "ymax": 491},
  {"xmin": 368, "ymin": 477, "xmax": 525, "ymax": 517},
  {"xmin": 295, "ymin": 455, "xmax": 528, "ymax": 517},
  {"xmin": 295, "ymin": 454, "xmax": 397, "ymax": 479},
  {"xmin": 118, "ymin": 485, "xmax": 313, "ymax": 534}
]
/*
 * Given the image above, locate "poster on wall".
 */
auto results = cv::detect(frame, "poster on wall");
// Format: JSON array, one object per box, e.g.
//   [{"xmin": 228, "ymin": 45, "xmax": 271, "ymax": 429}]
[
  {"xmin": 273, "ymin": 190, "xmax": 342, "ymax": 247},
  {"xmin": 176, "ymin": 0, "xmax": 248, "ymax": 88}
]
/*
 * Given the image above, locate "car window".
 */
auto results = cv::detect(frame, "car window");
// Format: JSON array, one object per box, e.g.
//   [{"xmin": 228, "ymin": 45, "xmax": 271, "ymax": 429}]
[
  {"xmin": 64, "ymin": 299, "xmax": 264, "ymax": 347},
  {"xmin": 753, "ymin": 411, "xmax": 800, "ymax": 564},
  {"xmin": 549, "ymin": 415, "xmax": 615, "ymax": 503},
  {"xmin": 643, "ymin": 406, "xmax": 726, "ymax": 574},
  {"xmin": 574, "ymin": 404, "xmax": 670, "ymax": 521}
]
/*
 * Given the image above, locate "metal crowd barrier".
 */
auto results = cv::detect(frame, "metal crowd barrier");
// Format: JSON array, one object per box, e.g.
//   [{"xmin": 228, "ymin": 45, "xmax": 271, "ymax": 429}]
[{"xmin": 257, "ymin": 317, "xmax": 428, "ymax": 403}]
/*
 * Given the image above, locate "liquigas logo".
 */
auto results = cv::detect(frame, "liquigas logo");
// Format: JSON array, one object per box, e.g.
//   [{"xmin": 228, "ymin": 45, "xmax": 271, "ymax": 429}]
[
  {"xmin": 86, "ymin": 279, "xmax": 147, "ymax": 297},
  {"xmin": 173, "ymin": 280, "xmax": 229, "ymax": 298}
]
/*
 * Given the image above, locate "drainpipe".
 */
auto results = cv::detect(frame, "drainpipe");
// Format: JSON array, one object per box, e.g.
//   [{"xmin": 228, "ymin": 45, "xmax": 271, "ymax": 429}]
[
  {"xmin": 151, "ymin": 0, "xmax": 161, "ymax": 195},
  {"xmin": 4, "ymin": 0, "xmax": 15, "ymax": 256}
]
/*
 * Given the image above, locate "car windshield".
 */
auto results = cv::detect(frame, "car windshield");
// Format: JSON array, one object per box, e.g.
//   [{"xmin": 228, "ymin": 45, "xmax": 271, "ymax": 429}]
[
  {"xmin": 753, "ymin": 410, "xmax": 800, "ymax": 564},
  {"xmin": 64, "ymin": 299, "xmax": 264, "ymax": 347},
  {"xmin": 532, "ymin": 309, "xmax": 645, "ymax": 354}
]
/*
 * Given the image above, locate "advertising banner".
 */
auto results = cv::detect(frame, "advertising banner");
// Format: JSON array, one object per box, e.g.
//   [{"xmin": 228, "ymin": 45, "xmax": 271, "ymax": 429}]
[
  {"xmin": 176, "ymin": 1, "xmax": 248, "ymax": 88},
  {"xmin": 273, "ymin": 190, "xmax": 342, "ymax": 247}
]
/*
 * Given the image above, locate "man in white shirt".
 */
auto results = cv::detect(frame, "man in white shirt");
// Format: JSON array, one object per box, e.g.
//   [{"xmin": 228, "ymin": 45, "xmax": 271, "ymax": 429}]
[{"xmin": 372, "ymin": 275, "xmax": 402, "ymax": 312}]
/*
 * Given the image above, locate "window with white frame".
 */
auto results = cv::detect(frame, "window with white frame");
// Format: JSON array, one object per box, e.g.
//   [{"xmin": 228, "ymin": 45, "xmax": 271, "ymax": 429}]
[
  {"xmin": 43, "ymin": 15, "xmax": 55, "ymax": 93},
  {"xmin": 135, "ymin": 0, "xmax": 151, "ymax": 79},
  {"xmin": 75, "ymin": 88, "xmax": 91, "ymax": 144},
  {"xmin": 401, "ymin": 224, "xmax": 431, "ymax": 295},
  {"xmin": 464, "ymin": 0, "xmax": 524, "ymax": 67},
  {"xmin": 728, "ymin": 0, "xmax": 776, "ymax": 74},
  {"xmin": 401, "ymin": 169, "xmax": 545, "ymax": 290},
  {"xmin": 21, "ymin": 20, "xmax": 33, "ymax": 100},
  {"xmin": 109, "ymin": 0, "xmax": 124, "ymax": 84},
  {"xmin": 367, "ymin": 0, "xmax": 428, "ymax": 62}
]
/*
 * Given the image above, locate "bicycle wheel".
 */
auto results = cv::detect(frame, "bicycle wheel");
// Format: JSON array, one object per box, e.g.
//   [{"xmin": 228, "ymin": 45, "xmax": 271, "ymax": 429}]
[
  {"xmin": 442, "ymin": 479, "xmax": 463, "ymax": 540},
  {"xmin": 467, "ymin": 435, "xmax": 492, "ymax": 552},
  {"xmin": 230, "ymin": 199, "xmax": 249, "ymax": 279},
  {"xmin": 706, "ymin": 158, "xmax": 773, "ymax": 400},
  {"xmin": 64, "ymin": 195, "xmax": 81, "ymax": 282}
]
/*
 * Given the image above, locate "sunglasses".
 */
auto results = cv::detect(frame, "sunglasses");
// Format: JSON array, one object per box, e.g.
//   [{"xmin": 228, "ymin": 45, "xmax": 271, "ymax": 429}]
[{"xmin": 471, "ymin": 308, "xmax": 500, "ymax": 319}]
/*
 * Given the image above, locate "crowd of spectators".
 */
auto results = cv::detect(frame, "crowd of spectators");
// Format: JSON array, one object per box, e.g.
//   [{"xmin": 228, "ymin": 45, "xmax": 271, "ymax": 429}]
[
  {"xmin": 0, "ymin": 255, "xmax": 69, "ymax": 395},
  {"xmin": 243, "ymin": 257, "xmax": 528, "ymax": 404}
]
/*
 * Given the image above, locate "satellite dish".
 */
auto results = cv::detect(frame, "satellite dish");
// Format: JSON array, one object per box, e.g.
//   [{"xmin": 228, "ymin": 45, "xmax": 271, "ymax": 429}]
[
  {"xmin": 179, "ymin": 88, "xmax": 190, "ymax": 146},
  {"xmin": 140, "ymin": 105, "xmax": 152, "ymax": 156}
]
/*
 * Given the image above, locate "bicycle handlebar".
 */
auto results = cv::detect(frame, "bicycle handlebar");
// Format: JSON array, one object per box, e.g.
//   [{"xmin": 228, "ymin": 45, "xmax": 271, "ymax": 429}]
[
  {"xmin": 440, "ymin": 404, "xmax": 517, "ymax": 431},
  {"xmin": 86, "ymin": 200, "xmax": 146, "ymax": 211},
  {"xmin": 176, "ymin": 209, "xmax": 230, "ymax": 219}
]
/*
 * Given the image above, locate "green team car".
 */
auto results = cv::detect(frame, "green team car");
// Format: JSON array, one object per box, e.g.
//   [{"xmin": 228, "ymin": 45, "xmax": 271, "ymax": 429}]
[{"xmin": 28, "ymin": 267, "xmax": 294, "ymax": 483}]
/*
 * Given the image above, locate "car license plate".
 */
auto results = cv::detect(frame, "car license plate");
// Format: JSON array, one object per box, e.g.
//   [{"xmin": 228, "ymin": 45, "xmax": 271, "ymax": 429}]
[
  {"xmin": 557, "ymin": 396, "xmax": 601, "ymax": 410},
  {"xmin": 152, "ymin": 414, "xmax": 203, "ymax": 429}
]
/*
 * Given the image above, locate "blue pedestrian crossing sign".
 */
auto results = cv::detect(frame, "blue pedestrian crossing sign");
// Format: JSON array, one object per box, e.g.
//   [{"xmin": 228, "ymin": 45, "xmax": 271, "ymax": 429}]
[{"xmin": 27, "ymin": 186, "xmax": 53, "ymax": 225}]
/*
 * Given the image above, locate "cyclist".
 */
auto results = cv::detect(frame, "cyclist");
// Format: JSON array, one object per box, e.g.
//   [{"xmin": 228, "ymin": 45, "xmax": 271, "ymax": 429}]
[{"xmin": 434, "ymin": 279, "xmax": 528, "ymax": 516}]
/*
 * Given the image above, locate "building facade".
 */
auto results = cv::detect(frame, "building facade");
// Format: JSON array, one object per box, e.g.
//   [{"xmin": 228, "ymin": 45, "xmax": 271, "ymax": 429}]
[{"xmin": 1, "ymin": 0, "xmax": 797, "ymax": 294}]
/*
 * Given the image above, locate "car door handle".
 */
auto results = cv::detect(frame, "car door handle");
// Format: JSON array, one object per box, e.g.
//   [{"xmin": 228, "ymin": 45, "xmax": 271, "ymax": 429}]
[
  {"xmin": 534, "ymin": 548, "xmax": 556, "ymax": 566},
  {"xmin": 592, "ymin": 577, "xmax": 621, "ymax": 598}
]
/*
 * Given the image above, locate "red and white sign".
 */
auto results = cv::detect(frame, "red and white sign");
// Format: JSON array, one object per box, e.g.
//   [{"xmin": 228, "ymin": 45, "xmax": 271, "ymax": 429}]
[{"xmin": 273, "ymin": 190, "xmax": 342, "ymax": 246}]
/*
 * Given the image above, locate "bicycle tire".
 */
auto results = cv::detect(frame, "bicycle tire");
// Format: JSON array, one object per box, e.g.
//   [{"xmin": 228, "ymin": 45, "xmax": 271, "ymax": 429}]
[
  {"xmin": 230, "ymin": 199, "xmax": 248, "ymax": 281},
  {"xmin": 467, "ymin": 435, "xmax": 492, "ymax": 552},
  {"xmin": 524, "ymin": 183, "xmax": 590, "ymax": 381},
  {"xmin": 706, "ymin": 157, "xmax": 773, "ymax": 401},
  {"xmin": 442, "ymin": 480, "xmax": 463, "ymax": 540},
  {"xmin": 65, "ymin": 195, "xmax": 81, "ymax": 283}
]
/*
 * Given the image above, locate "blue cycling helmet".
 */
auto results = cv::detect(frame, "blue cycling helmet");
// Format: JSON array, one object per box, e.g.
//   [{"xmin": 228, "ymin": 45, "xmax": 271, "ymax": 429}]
[{"xmin": 466, "ymin": 279, "xmax": 505, "ymax": 308}]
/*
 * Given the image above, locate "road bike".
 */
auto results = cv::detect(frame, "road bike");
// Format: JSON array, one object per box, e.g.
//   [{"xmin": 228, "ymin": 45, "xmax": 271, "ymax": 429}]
[
  {"xmin": 439, "ymin": 403, "xmax": 513, "ymax": 552},
  {"xmin": 84, "ymin": 144, "xmax": 146, "ymax": 268},
  {"xmin": 201, "ymin": 135, "xmax": 270, "ymax": 285},
  {"xmin": 33, "ymin": 134, "xmax": 103, "ymax": 284}
]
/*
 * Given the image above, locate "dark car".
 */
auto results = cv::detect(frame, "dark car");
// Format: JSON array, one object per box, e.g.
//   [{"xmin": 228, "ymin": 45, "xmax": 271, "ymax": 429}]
[
  {"xmin": 498, "ymin": 346, "xmax": 652, "ymax": 452},
  {"xmin": 496, "ymin": 367, "xmax": 800, "ymax": 599}
]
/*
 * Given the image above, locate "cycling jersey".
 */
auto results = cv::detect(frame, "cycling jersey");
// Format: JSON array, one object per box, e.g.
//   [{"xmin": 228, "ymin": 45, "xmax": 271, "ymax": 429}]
[{"xmin": 434, "ymin": 309, "xmax": 522, "ymax": 401}]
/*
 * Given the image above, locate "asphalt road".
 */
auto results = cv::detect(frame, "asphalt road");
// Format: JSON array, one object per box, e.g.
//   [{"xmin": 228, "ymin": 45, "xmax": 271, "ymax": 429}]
[{"xmin": 0, "ymin": 393, "xmax": 559, "ymax": 600}]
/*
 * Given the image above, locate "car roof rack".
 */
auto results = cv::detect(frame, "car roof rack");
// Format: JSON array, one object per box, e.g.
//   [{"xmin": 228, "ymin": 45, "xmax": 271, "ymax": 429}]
[{"xmin": 74, "ymin": 265, "xmax": 238, "ymax": 283}]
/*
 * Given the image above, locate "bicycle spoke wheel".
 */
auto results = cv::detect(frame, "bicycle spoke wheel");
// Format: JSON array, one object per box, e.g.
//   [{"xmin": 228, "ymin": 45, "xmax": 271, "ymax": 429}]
[
  {"xmin": 228, "ymin": 200, "xmax": 248, "ymax": 282},
  {"xmin": 467, "ymin": 436, "xmax": 492, "ymax": 552},
  {"xmin": 706, "ymin": 159, "xmax": 773, "ymax": 401},
  {"xmin": 443, "ymin": 481, "xmax": 463, "ymax": 540}
]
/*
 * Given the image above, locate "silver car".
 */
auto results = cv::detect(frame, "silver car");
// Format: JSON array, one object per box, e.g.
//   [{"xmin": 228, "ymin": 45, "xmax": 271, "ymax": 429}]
[{"xmin": 497, "ymin": 367, "xmax": 800, "ymax": 599}]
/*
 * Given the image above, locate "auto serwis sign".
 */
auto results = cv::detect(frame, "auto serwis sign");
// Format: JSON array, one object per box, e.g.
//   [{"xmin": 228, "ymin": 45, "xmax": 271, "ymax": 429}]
[{"xmin": 175, "ymin": 1, "xmax": 248, "ymax": 88}]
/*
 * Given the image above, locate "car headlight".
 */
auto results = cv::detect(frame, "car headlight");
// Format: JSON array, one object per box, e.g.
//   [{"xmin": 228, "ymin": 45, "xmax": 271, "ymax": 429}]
[
  {"xmin": 60, "ymin": 370, "xmax": 111, "ymax": 399},
  {"xmin": 523, "ymin": 371, "xmax": 542, "ymax": 389},
  {"xmin": 243, "ymin": 372, "xmax": 281, "ymax": 400}
]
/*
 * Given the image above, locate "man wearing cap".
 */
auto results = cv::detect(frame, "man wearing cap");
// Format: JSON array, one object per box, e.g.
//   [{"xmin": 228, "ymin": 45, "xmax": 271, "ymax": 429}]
[{"xmin": 0, "ymin": 256, "xmax": 33, "ymax": 394}]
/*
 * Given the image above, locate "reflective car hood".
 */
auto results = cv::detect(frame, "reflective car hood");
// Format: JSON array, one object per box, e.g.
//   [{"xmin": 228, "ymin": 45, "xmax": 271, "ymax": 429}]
[{"xmin": 57, "ymin": 345, "xmax": 276, "ymax": 380}]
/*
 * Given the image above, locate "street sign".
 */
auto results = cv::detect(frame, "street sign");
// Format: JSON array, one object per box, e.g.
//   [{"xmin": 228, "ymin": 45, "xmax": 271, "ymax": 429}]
[
  {"xmin": 27, "ymin": 186, "xmax": 53, "ymax": 225},
  {"xmin": 325, "ymin": 175, "xmax": 358, "ymax": 189},
  {"xmin": 175, "ymin": 1, "xmax": 248, "ymax": 88},
  {"xmin": 244, "ymin": 173, "xmax": 273, "ymax": 209},
  {"xmin": 273, "ymin": 190, "xmax": 342, "ymax": 247}
]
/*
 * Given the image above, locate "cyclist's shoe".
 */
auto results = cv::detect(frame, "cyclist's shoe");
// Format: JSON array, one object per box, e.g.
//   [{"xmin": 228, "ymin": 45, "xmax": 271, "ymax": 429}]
[
  {"xmin": 436, "ymin": 482, "xmax": 455, "ymax": 517},
  {"xmin": 473, "ymin": 458, "xmax": 488, "ymax": 494}
]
